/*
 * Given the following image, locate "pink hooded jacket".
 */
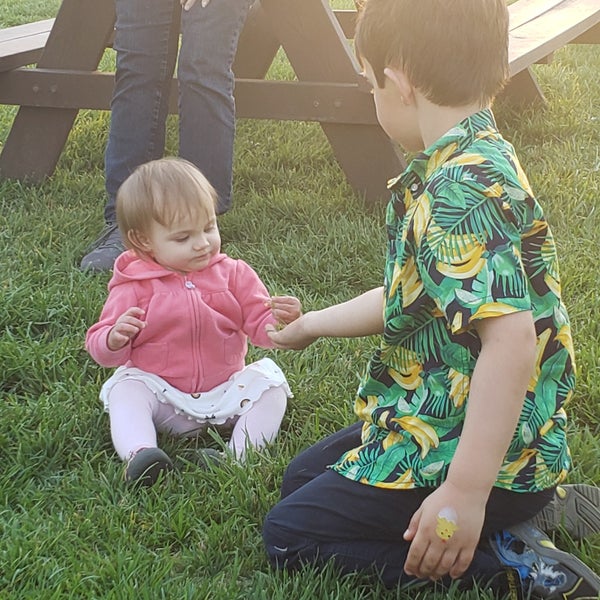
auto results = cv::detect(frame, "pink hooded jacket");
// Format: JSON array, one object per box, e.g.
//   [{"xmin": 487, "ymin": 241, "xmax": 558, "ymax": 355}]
[{"xmin": 86, "ymin": 251, "xmax": 278, "ymax": 393}]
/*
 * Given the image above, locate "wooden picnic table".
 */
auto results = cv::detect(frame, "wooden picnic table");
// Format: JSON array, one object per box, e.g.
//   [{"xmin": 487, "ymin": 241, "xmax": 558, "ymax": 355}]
[
  {"xmin": 1, "ymin": 0, "xmax": 599, "ymax": 201},
  {"xmin": 0, "ymin": 0, "xmax": 400, "ymax": 201}
]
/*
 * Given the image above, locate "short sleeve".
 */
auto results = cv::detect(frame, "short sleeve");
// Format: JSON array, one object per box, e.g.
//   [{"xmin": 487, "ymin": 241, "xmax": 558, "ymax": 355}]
[{"xmin": 417, "ymin": 181, "xmax": 532, "ymax": 334}]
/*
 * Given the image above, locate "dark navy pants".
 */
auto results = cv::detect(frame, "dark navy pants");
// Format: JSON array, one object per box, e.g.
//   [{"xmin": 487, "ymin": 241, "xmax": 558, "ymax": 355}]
[{"xmin": 263, "ymin": 422, "xmax": 553, "ymax": 590}]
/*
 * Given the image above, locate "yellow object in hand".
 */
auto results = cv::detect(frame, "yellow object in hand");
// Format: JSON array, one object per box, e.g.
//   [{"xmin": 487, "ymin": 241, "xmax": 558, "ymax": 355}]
[{"xmin": 435, "ymin": 507, "xmax": 458, "ymax": 541}]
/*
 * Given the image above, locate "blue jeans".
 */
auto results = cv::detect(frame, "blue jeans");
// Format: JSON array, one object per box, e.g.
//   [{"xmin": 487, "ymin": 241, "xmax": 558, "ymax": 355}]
[
  {"xmin": 104, "ymin": 0, "xmax": 253, "ymax": 221},
  {"xmin": 263, "ymin": 422, "xmax": 553, "ymax": 591}
]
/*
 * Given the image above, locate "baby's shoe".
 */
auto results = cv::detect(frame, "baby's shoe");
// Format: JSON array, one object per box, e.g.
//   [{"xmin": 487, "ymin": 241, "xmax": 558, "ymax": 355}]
[
  {"xmin": 531, "ymin": 484, "xmax": 600, "ymax": 540},
  {"xmin": 194, "ymin": 448, "xmax": 225, "ymax": 470},
  {"xmin": 490, "ymin": 521, "xmax": 600, "ymax": 599},
  {"xmin": 125, "ymin": 447, "xmax": 173, "ymax": 487}
]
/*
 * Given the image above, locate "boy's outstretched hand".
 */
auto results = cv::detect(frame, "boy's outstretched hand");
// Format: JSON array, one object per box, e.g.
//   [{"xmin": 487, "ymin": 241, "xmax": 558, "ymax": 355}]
[
  {"xmin": 266, "ymin": 313, "xmax": 318, "ymax": 351},
  {"xmin": 269, "ymin": 295, "xmax": 302, "ymax": 326},
  {"xmin": 402, "ymin": 480, "xmax": 486, "ymax": 581},
  {"xmin": 107, "ymin": 307, "xmax": 146, "ymax": 351}
]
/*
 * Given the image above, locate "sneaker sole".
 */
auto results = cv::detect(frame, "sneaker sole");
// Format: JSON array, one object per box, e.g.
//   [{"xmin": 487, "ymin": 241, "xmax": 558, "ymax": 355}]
[
  {"xmin": 509, "ymin": 522, "xmax": 600, "ymax": 599},
  {"xmin": 532, "ymin": 484, "xmax": 600, "ymax": 541}
]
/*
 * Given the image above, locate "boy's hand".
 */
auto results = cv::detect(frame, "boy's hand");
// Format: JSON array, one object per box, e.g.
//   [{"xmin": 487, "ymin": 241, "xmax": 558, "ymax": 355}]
[
  {"xmin": 107, "ymin": 307, "xmax": 146, "ymax": 351},
  {"xmin": 268, "ymin": 295, "xmax": 302, "ymax": 326},
  {"xmin": 266, "ymin": 313, "xmax": 317, "ymax": 350},
  {"xmin": 181, "ymin": 0, "xmax": 210, "ymax": 10},
  {"xmin": 403, "ymin": 481, "xmax": 486, "ymax": 581}
]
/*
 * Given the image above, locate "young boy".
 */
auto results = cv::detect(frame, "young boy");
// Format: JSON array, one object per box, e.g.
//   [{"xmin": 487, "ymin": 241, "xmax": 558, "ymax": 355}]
[{"xmin": 261, "ymin": 0, "xmax": 600, "ymax": 598}]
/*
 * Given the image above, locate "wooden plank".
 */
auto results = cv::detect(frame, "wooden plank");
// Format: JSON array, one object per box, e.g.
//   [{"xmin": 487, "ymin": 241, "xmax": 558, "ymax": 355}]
[
  {"xmin": 0, "ymin": 68, "xmax": 380, "ymax": 125},
  {"xmin": 499, "ymin": 67, "xmax": 546, "ymax": 104},
  {"xmin": 258, "ymin": 0, "xmax": 401, "ymax": 200},
  {"xmin": 333, "ymin": 10, "xmax": 357, "ymax": 39},
  {"xmin": 573, "ymin": 21, "xmax": 600, "ymax": 43},
  {"xmin": 509, "ymin": 0, "xmax": 600, "ymax": 75},
  {"xmin": 233, "ymin": 3, "xmax": 279, "ymax": 79},
  {"xmin": 0, "ymin": 19, "xmax": 54, "ymax": 44},
  {"xmin": 0, "ymin": 0, "xmax": 116, "ymax": 181},
  {"xmin": 0, "ymin": 19, "xmax": 54, "ymax": 71},
  {"xmin": 234, "ymin": 7, "xmax": 357, "ymax": 77},
  {"xmin": 508, "ymin": 0, "xmax": 566, "ymax": 30}
]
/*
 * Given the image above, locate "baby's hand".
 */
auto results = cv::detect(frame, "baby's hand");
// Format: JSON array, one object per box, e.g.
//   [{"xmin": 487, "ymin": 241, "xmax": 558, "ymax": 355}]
[
  {"xmin": 181, "ymin": 0, "xmax": 210, "ymax": 10},
  {"xmin": 107, "ymin": 307, "xmax": 146, "ymax": 351},
  {"xmin": 267, "ymin": 296, "xmax": 302, "ymax": 326}
]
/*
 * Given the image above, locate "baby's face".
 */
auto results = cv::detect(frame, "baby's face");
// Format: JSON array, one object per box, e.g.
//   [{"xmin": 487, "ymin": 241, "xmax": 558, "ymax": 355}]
[{"xmin": 143, "ymin": 208, "xmax": 221, "ymax": 274}]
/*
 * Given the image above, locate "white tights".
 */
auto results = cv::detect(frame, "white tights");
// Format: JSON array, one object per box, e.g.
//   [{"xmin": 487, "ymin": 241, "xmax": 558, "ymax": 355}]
[{"xmin": 107, "ymin": 379, "xmax": 287, "ymax": 461}]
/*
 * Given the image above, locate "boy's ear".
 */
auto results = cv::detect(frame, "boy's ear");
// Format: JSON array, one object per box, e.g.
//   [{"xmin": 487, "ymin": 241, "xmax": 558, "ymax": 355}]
[{"xmin": 383, "ymin": 66, "xmax": 414, "ymax": 104}]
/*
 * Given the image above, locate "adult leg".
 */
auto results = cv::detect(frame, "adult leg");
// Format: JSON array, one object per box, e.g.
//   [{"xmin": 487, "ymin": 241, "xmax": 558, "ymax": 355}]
[
  {"xmin": 178, "ymin": 0, "xmax": 253, "ymax": 213},
  {"xmin": 228, "ymin": 387, "xmax": 287, "ymax": 460},
  {"xmin": 105, "ymin": 0, "xmax": 180, "ymax": 222},
  {"xmin": 82, "ymin": 0, "xmax": 180, "ymax": 271}
]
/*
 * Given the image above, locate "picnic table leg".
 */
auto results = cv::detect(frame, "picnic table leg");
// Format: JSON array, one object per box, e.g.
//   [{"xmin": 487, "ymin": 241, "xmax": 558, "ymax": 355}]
[
  {"xmin": 0, "ymin": 0, "xmax": 116, "ymax": 182},
  {"xmin": 258, "ymin": 0, "xmax": 403, "ymax": 201},
  {"xmin": 233, "ymin": 2, "xmax": 280, "ymax": 79},
  {"xmin": 502, "ymin": 67, "xmax": 546, "ymax": 105}
]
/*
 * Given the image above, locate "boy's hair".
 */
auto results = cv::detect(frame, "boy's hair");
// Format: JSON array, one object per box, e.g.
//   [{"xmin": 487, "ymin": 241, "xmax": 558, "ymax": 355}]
[
  {"xmin": 116, "ymin": 157, "xmax": 218, "ymax": 257},
  {"xmin": 355, "ymin": 0, "xmax": 509, "ymax": 107}
]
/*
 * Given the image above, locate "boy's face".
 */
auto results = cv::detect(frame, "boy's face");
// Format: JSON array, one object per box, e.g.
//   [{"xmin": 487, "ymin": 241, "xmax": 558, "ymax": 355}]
[
  {"xmin": 142, "ymin": 206, "xmax": 221, "ymax": 274},
  {"xmin": 362, "ymin": 60, "xmax": 423, "ymax": 152}
]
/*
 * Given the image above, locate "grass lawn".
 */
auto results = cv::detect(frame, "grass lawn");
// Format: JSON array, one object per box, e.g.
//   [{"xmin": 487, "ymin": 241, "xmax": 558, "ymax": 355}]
[{"xmin": 1, "ymin": 2, "xmax": 599, "ymax": 598}]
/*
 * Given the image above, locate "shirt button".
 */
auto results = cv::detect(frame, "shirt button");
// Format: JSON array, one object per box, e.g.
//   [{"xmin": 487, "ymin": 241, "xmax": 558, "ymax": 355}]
[
  {"xmin": 410, "ymin": 183, "xmax": 419, "ymax": 192},
  {"xmin": 185, "ymin": 280, "xmax": 195, "ymax": 289}
]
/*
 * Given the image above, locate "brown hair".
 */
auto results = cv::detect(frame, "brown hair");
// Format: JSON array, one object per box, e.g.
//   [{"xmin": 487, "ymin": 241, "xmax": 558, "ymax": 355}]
[
  {"xmin": 355, "ymin": 0, "xmax": 509, "ymax": 107},
  {"xmin": 116, "ymin": 157, "xmax": 218, "ymax": 257}
]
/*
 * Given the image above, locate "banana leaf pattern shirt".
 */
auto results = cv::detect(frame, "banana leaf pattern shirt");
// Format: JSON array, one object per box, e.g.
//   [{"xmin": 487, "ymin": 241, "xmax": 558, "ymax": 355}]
[{"xmin": 332, "ymin": 109, "xmax": 575, "ymax": 493}]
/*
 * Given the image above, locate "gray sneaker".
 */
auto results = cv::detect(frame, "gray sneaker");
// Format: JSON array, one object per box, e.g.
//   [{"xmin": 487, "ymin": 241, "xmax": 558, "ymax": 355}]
[
  {"xmin": 80, "ymin": 223, "xmax": 125, "ymax": 272},
  {"xmin": 532, "ymin": 484, "xmax": 600, "ymax": 541}
]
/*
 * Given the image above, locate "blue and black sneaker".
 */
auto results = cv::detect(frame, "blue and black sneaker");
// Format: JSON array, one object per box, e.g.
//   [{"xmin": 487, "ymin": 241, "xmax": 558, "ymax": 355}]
[{"xmin": 490, "ymin": 522, "xmax": 600, "ymax": 599}]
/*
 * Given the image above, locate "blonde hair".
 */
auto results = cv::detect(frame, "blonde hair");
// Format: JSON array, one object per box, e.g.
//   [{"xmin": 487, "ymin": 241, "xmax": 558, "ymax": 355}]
[
  {"xmin": 116, "ymin": 158, "xmax": 218, "ymax": 257},
  {"xmin": 355, "ymin": 0, "xmax": 509, "ymax": 107}
]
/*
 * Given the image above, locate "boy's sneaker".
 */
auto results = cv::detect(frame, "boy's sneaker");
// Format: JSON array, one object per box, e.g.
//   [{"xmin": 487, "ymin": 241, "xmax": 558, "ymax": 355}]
[
  {"xmin": 125, "ymin": 447, "xmax": 173, "ymax": 487},
  {"xmin": 80, "ymin": 223, "xmax": 124, "ymax": 272},
  {"xmin": 531, "ymin": 484, "xmax": 600, "ymax": 541},
  {"xmin": 490, "ymin": 521, "xmax": 600, "ymax": 599}
]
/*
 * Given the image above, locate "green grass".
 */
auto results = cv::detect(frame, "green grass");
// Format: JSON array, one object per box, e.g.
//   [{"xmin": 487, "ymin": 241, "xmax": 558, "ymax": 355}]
[{"xmin": 1, "ymin": 2, "xmax": 599, "ymax": 598}]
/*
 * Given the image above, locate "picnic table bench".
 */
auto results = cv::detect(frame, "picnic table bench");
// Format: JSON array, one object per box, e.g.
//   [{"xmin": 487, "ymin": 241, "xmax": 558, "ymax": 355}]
[{"xmin": 1, "ymin": 0, "xmax": 599, "ymax": 202}]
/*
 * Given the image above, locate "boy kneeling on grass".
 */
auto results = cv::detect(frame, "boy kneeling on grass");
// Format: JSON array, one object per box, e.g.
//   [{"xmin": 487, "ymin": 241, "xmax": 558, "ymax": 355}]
[{"xmin": 262, "ymin": 0, "xmax": 600, "ymax": 598}]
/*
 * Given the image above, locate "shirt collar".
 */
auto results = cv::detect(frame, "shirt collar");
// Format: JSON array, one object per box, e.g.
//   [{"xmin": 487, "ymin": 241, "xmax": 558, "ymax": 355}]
[{"xmin": 388, "ymin": 107, "xmax": 498, "ymax": 192}]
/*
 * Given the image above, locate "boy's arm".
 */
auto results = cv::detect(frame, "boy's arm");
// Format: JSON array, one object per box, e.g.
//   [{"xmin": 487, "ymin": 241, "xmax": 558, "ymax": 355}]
[
  {"xmin": 403, "ymin": 310, "xmax": 537, "ymax": 581},
  {"xmin": 267, "ymin": 286, "xmax": 385, "ymax": 350}
]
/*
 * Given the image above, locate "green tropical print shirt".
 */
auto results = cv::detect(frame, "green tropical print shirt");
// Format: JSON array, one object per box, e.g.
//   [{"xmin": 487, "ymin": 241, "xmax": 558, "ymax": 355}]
[{"xmin": 332, "ymin": 109, "xmax": 575, "ymax": 493}]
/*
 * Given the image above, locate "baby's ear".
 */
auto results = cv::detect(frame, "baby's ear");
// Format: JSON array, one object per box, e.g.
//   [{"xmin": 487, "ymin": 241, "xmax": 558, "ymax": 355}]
[{"xmin": 127, "ymin": 230, "xmax": 152, "ymax": 254}]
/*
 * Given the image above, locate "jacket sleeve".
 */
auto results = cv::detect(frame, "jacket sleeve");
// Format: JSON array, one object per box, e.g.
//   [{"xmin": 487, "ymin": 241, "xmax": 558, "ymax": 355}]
[
  {"xmin": 232, "ymin": 260, "xmax": 278, "ymax": 349},
  {"xmin": 85, "ymin": 280, "xmax": 140, "ymax": 367}
]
